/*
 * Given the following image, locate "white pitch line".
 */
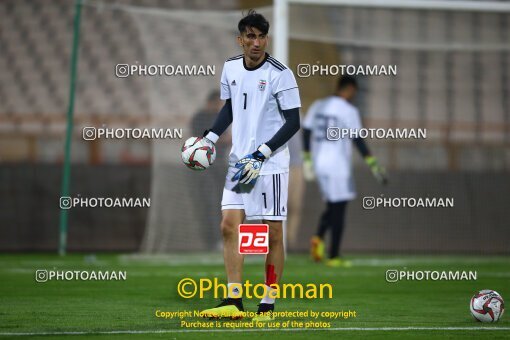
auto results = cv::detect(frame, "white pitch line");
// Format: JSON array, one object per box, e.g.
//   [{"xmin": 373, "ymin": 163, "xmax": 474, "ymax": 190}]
[{"xmin": 1, "ymin": 327, "xmax": 510, "ymax": 336}]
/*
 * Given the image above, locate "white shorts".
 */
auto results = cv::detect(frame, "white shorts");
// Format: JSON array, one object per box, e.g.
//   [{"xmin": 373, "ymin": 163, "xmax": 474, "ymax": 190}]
[
  {"xmin": 222, "ymin": 167, "xmax": 288, "ymax": 221},
  {"xmin": 317, "ymin": 173, "xmax": 356, "ymax": 202}
]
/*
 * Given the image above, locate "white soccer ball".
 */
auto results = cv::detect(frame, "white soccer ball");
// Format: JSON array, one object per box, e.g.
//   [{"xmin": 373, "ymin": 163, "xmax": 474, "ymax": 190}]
[
  {"xmin": 181, "ymin": 137, "xmax": 216, "ymax": 170},
  {"xmin": 470, "ymin": 290, "xmax": 505, "ymax": 322}
]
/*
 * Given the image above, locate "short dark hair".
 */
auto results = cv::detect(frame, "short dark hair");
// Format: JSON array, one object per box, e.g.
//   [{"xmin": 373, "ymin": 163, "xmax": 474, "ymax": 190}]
[
  {"xmin": 238, "ymin": 9, "xmax": 269, "ymax": 35},
  {"xmin": 337, "ymin": 75, "xmax": 358, "ymax": 90}
]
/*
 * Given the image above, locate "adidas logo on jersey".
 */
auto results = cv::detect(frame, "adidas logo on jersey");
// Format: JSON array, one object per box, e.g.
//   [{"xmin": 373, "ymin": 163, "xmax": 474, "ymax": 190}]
[{"xmin": 231, "ymin": 80, "xmax": 236, "ymax": 86}]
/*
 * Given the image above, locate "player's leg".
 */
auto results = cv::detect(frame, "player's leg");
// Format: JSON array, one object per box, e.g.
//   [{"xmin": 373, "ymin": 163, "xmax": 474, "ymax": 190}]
[
  {"xmin": 328, "ymin": 201, "xmax": 347, "ymax": 258},
  {"xmin": 311, "ymin": 173, "xmax": 334, "ymax": 262},
  {"xmin": 201, "ymin": 183, "xmax": 246, "ymax": 319},
  {"xmin": 317, "ymin": 203, "xmax": 332, "ymax": 239},
  {"xmin": 286, "ymin": 133, "xmax": 305, "ymax": 249},
  {"xmin": 286, "ymin": 165, "xmax": 304, "ymax": 248},
  {"xmin": 221, "ymin": 208, "xmax": 246, "ymax": 283},
  {"xmin": 326, "ymin": 201, "xmax": 351, "ymax": 267},
  {"xmin": 249, "ymin": 173, "xmax": 288, "ymax": 322},
  {"xmin": 311, "ymin": 203, "xmax": 330, "ymax": 262},
  {"xmin": 219, "ymin": 170, "xmax": 248, "ymax": 285},
  {"xmin": 252, "ymin": 218, "xmax": 283, "ymax": 321},
  {"xmin": 265, "ymin": 219, "xmax": 284, "ymax": 285}
]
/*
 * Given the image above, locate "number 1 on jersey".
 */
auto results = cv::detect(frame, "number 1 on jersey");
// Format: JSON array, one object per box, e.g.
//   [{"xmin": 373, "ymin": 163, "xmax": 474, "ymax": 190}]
[{"xmin": 243, "ymin": 93, "xmax": 247, "ymax": 110}]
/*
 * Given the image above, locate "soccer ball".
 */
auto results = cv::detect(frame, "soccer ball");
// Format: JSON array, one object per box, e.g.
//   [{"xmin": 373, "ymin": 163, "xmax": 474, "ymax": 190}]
[
  {"xmin": 470, "ymin": 290, "xmax": 505, "ymax": 322},
  {"xmin": 181, "ymin": 137, "xmax": 216, "ymax": 170}
]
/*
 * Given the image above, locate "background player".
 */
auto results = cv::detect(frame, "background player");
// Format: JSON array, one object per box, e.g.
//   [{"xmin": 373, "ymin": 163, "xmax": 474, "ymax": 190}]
[
  {"xmin": 286, "ymin": 131, "xmax": 305, "ymax": 250},
  {"xmin": 200, "ymin": 10, "xmax": 301, "ymax": 320},
  {"xmin": 303, "ymin": 76, "xmax": 387, "ymax": 267},
  {"xmin": 190, "ymin": 90, "xmax": 231, "ymax": 250}
]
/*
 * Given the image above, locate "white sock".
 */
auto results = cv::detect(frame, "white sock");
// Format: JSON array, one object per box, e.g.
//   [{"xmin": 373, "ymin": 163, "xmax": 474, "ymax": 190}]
[
  {"xmin": 260, "ymin": 284, "xmax": 276, "ymax": 304},
  {"xmin": 227, "ymin": 283, "xmax": 242, "ymax": 298}
]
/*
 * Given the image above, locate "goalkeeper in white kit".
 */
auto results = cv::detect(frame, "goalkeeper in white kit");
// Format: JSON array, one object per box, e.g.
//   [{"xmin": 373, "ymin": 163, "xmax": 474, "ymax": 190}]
[{"xmin": 199, "ymin": 10, "xmax": 301, "ymax": 320}]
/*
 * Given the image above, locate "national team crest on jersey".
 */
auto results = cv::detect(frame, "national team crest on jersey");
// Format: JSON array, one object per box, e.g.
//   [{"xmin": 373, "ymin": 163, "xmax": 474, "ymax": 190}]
[{"xmin": 258, "ymin": 80, "xmax": 267, "ymax": 91}]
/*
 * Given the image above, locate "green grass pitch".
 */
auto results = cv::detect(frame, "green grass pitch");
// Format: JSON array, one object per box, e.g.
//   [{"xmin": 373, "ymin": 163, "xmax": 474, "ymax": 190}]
[{"xmin": 0, "ymin": 253, "xmax": 508, "ymax": 339}]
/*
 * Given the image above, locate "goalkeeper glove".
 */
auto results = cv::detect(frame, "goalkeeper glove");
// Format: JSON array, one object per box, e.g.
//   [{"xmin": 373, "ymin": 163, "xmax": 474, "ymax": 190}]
[
  {"xmin": 302, "ymin": 151, "xmax": 315, "ymax": 181},
  {"xmin": 232, "ymin": 144, "xmax": 272, "ymax": 185},
  {"xmin": 365, "ymin": 156, "xmax": 388, "ymax": 185}
]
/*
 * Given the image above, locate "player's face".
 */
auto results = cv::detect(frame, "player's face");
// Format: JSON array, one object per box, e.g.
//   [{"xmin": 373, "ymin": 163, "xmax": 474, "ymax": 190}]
[
  {"xmin": 345, "ymin": 85, "xmax": 357, "ymax": 101},
  {"xmin": 238, "ymin": 27, "xmax": 268, "ymax": 64}
]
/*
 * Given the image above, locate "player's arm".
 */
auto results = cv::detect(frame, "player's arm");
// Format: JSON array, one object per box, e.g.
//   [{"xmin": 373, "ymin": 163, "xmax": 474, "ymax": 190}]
[
  {"xmin": 265, "ymin": 107, "xmax": 300, "ymax": 153},
  {"xmin": 264, "ymin": 67, "xmax": 302, "ymax": 155},
  {"xmin": 205, "ymin": 63, "xmax": 232, "ymax": 145},
  {"xmin": 350, "ymin": 106, "xmax": 387, "ymax": 184},
  {"xmin": 353, "ymin": 137, "xmax": 388, "ymax": 185},
  {"xmin": 303, "ymin": 128, "xmax": 311, "ymax": 153},
  {"xmin": 232, "ymin": 107, "xmax": 300, "ymax": 184},
  {"xmin": 301, "ymin": 100, "xmax": 319, "ymax": 181},
  {"xmin": 203, "ymin": 99, "xmax": 232, "ymax": 144},
  {"xmin": 302, "ymin": 128, "xmax": 314, "ymax": 181}
]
